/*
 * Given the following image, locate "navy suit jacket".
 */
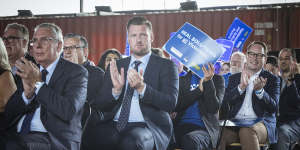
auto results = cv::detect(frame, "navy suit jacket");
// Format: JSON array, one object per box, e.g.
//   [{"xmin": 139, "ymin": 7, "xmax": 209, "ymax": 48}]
[
  {"xmin": 220, "ymin": 69, "xmax": 280, "ymax": 144},
  {"xmin": 93, "ymin": 54, "xmax": 179, "ymax": 150},
  {"xmin": 4, "ymin": 58, "xmax": 88, "ymax": 150},
  {"xmin": 278, "ymin": 74, "xmax": 300, "ymax": 124}
]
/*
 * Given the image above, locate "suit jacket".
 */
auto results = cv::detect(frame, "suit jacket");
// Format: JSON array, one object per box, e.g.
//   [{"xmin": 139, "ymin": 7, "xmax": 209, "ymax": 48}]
[
  {"xmin": 82, "ymin": 60, "xmax": 104, "ymax": 104},
  {"xmin": 93, "ymin": 54, "xmax": 179, "ymax": 150},
  {"xmin": 81, "ymin": 61, "xmax": 104, "ymax": 127},
  {"xmin": 220, "ymin": 69, "xmax": 280, "ymax": 144},
  {"xmin": 4, "ymin": 58, "xmax": 88, "ymax": 150},
  {"xmin": 278, "ymin": 74, "xmax": 300, "ymax": 124},
  {"xmin": 174, "ymin": 72, "xmax": 225, "ymax": 148}
]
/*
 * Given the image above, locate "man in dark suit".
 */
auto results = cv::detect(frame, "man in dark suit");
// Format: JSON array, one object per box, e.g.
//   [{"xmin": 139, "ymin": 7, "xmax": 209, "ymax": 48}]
[
  {"xmin": 82, "ymin": 16, "xmax": 179, "ymax": 150},
  {"xmin": 63, "ymin": 33, "xmax": 104, "ymax": 127},
  {"xmin": 219, "ymin": 41, "xmax": 280, "ymax": 150},
  {"xmin": 273, "ymin": 48, "xmax": 300, "ymax": 150},
  {"xmin": 170, "ymin": 63, "xmax": 225, "ymax": 150},
  {"xmin": 4, "ymin": 23, "xmax": 88, "ymax": 150}
]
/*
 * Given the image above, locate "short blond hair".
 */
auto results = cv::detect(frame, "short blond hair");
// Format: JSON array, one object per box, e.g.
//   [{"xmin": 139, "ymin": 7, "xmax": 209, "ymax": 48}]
[{"xmin": 0, "ymin": 38, "xmax": 11, "ymax": 71}]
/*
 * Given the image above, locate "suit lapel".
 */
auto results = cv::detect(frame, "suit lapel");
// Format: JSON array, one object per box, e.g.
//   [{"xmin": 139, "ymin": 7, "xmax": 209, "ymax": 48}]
[
  {"xmin": 122, "ymin": 56, "xmax": 131, "ymax": 81},
  {"xmin": 48, "ymin": 58, "xmax": 65, "ymax": 86},
  {"xmin": 143, "ymin": 54, "xmax": 157, "ymax": 83}
]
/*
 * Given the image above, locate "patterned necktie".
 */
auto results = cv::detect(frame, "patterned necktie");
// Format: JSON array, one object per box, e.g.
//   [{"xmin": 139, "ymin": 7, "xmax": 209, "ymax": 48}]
[
  {"xmin": 20, "ymin": 69, "xmax": 48, "ymax": 134},
  {"xmin": 116, "ymin": 60, "xmax": 142, "ymax": 131}
]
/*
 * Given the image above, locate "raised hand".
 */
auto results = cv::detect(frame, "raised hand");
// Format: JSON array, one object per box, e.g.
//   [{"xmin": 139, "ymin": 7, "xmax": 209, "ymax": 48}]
[
  {"xmin": 202, "ymin": 63, "xmax": 215, "ymax": 82},
  {"xmin": 253, "ymin": 76, "xmax": 267, "ymax": 91},
  {"xmin": 15, "ymin": 57, "xmax": 41, "ymax": 98},
  {"xmin": 110, "ymin": 59, "xmax": 125, "ymax": 95},
  {"xmin": 127, "ymin": 69, "xmax": 145, "ymax": 94},
  {"xmin": 239, "ymin": 69, "xmax": 251, "ymax": 91}
]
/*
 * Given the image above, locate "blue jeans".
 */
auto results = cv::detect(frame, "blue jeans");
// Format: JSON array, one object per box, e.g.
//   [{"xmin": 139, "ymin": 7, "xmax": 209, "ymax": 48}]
[{"xmin": 273, "ymin": 118, "xmax": 300, "ymax": 150}]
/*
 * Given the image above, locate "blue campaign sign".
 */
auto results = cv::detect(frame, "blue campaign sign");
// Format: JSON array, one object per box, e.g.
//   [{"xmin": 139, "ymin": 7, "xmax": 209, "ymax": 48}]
[
  {"xmin": 125, "ymin": 32, "xmax": 130, "ymax": 56},
  {"xmin": 225, "ymin": 17, "xmax": 252, "ymax": 51},
  {"xmin": 216, "ymin": 38, "xmax": 234, "ymax": 62},
  {"xmin": 162, "ymin": 22, "xmax": 225, "ymax": 78}
]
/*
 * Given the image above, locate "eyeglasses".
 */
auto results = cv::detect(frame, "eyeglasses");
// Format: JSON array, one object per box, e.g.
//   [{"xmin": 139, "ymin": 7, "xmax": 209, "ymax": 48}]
[
  {"xmin": 2, "ymin": 36, "xmax": 24, "ymax": 43},
  {"xmin": 30, "ymin": 37, "xmax": 58, "ymax": 46},
  {"xmin": 278, "ymin": 56, "xmax": 292, "ymax": 61},
  {"xmin": 63, "ymin": 45, "xmax": 85, "ymax": 51},
  {"xmin": 105, "ymin": 57, "xmax": 119, "ymax": 62},
  {"xmin": 247, "ymin": 51, "xmax": 265, "ymax": 59}
]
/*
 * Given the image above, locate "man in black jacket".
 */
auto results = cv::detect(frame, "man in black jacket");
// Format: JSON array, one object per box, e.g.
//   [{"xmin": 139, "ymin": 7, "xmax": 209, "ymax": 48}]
[
  {"xmin": 63, "ymin": 33, "xmax": 104, "ymax": 126},
  {"xmin": 273, "ymin": 48, "xmax": 300, "ymax": 150},
  {"xmin": 170, "ymin": 64, "xmax": 225, "ymax": 150}
]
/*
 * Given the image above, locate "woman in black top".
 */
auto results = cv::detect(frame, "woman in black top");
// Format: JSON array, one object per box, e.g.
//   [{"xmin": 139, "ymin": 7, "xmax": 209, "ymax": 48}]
[{"xmin": 0, "ymin": 38, "xmax": 16, "ymax": 112}]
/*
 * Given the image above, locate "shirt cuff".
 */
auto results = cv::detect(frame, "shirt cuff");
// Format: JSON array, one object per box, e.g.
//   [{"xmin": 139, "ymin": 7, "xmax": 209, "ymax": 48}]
[
  {"xmin": 237, "ymin": 86, "xmax": 245, "ymax": 95},
  {"xmin": 35, "ymin": 82, "xmax": 44, "ymax": 95},
  {"xmin": 138, "ymin": 84, "xmax": 147, "ymax": 99},
  {"xmin": 112, "ymin": 89, "xmax": 121, "ymax": 100},
  {"xmin": 22, "ymin": 92, "xmax": 35, "ymax": 105},
  {"xmin": 255, "ymin": 88, "xmax": 264, "ymax": 99}
]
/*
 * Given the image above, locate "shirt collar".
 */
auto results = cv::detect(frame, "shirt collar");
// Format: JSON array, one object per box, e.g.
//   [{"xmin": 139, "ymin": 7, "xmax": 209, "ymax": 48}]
[
  {"xmin": 130, "ymin": 52, "xmax": 151, "ymax": 66},
  {"xmin": 11, "ymin": 66, "xmax": 17, "ymax": 75},
  {"xmin": 39, "ymin": 57, "xmax": 60, "ymax": 77},
  {"xmin": 250, "ymin": 69, "xmax": 262, "ymax": 80}
]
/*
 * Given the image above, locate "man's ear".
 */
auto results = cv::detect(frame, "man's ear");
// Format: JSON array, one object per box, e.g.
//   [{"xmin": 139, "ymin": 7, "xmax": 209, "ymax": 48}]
[
  {"xmin": 22, "ymin": 39, "xmax": 28, "ymax": 49},
  {"xmin": 57, "ymin": 41, "xmax": 63, "ymax": 53},
  {"xmin": 151, "ymin": 32, "xmax": 154, "ymax": 43},
  {"xmin": 83, "ymin": 47, "xmax": 89, "ymax": 58}
]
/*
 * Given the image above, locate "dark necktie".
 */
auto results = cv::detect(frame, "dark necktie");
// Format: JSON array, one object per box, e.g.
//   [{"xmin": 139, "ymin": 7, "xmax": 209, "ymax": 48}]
[
  {"xmin": 116, "ymin": 60, "xmax": 142, "ymax": 131},
  {"xmin": 20, "ymin": 69, "xmax": 48, "ymax": 134}
]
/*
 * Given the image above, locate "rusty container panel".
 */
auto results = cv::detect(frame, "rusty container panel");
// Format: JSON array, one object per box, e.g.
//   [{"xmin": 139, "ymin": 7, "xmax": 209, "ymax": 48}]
[
  {"xmin": 0, "ymin": 7, "xmax": 298, "ymax": 64},
  {"xmin": 289, "ymin": 7, "xmax": 300, "ymax": 49}
]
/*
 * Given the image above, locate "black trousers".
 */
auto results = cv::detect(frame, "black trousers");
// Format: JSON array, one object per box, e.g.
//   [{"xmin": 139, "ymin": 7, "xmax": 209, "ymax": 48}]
[
  {"xmin": 3, "ymin": 131, "xmax": 50, "ymax": 150},
  {"xmin": 81, "ymin": 121, "xmax": 154, "ymax": 150},
  {"xmin": 168, "ymin": 123, "xmax": 212, "ymax": 150}
]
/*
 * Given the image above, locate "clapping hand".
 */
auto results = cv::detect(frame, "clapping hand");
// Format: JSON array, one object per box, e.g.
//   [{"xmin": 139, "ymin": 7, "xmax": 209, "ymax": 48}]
[
  {"xmin": 110, "ymin": 59, "xmax": 125, "ymax": 95},
  {"xmin": 199, "ymin": 63, "xmax": 215, "ymax": 92},
  {"xmin": 15, "ymin": 57, "xmax": 41, "ymax": 98}
]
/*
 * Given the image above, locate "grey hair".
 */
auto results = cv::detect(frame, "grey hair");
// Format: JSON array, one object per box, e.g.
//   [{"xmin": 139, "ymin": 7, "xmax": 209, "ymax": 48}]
[
  {"xmin": 231, "ymin": 51, "xmax": 246, "ymax": 63},
  {"xmin": 64, "ymin": 33, "xmax": 88, "ymax": 49},
  {"xmin": 34, "ymin": 23, "xmax": 63, "ymax": 52},
  {"xmin": 4, "ymin": 23, "xmax": 29, "ymax": 50}
]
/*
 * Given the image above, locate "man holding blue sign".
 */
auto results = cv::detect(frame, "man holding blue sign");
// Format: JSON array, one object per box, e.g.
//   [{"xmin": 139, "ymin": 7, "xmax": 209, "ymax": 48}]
[
  {"xmin": 219, "ymin": 41, "xmax": 280, "ymax": 150},
  {"xmin": 170, "ymin": 63, "xmax": 225, "ymax": 150}
]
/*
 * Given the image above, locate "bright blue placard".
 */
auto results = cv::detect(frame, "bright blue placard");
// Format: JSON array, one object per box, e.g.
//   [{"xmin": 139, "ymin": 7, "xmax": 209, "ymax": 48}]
[
  {"xmin": 163, "ymin": 22, "xmax": 225, "ymax": 78},
  {"xmin": 225, "ymin": 17, "xmax": 252, "ymax": 51},
  {"xmin": 216, "ymin": 38, "xmax": 234, "ymax": 62}
]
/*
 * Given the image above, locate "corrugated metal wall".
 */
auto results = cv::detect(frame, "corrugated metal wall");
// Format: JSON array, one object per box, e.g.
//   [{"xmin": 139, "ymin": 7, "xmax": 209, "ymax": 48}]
[{"xmin": 0, "ymin": 7, "xmax": 299, "ymax": 64}]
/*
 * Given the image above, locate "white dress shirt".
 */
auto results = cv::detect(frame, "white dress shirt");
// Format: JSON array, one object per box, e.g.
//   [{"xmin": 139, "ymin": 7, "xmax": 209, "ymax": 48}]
[
  {"xmin": 113, "ymin": 52, "xmax": 151, "ymax": 123},
  {"xmin": 235, "ymin": 70, "xmax": 264, "ymax": 119}
]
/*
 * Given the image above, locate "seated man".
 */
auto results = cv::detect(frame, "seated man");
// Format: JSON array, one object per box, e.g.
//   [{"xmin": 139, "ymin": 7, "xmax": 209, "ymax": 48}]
[
  {"xmin": 273, "ymin": 48, "xmax": 300, "ymax": 150},
  {"xmin": 63, "ymin": 33, "xmax": 104, "ymax": 127},
  {"xmin": 4, "ymin": 23, "xmax": 88, "ymax": 150},
  {"xmin": 219, "ymin": 41, "xmax": 280, "ymax": 150},
  {"xmin": 81, "ymin": 16, "xmax": 179, "ymax": 150},
  {"xmin": 170, "ymin": 63, "xmax": 225, "ymax": 150}
]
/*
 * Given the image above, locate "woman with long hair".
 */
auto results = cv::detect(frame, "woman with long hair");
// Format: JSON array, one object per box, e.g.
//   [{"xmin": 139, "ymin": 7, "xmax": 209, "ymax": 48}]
[{"xmin": 0, "ymin": 38, "xmax": 17, "ymax": 112}]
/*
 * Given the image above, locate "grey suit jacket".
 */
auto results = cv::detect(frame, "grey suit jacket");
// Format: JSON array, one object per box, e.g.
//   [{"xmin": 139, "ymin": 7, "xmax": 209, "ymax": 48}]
[
  {"xmin": 93, "ymin": 54, "xmax": 179, "ymax": 150},
  {"xmin": 5, "ymin": 58, "xmax": 88, "ymax": 150}
]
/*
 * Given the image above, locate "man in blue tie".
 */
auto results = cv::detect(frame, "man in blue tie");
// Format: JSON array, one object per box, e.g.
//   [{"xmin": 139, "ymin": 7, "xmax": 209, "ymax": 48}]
[
  {"xmin": 82, "ymin": 16, "xmax": 179, "ymax": 150},
  {"xmin": 4, "ymin": 23, "xmax": 88, "ymax": 150}
]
